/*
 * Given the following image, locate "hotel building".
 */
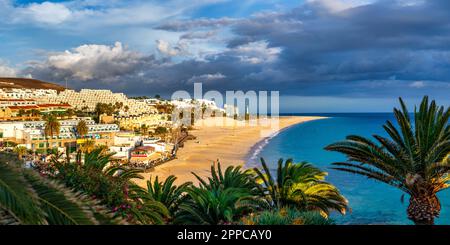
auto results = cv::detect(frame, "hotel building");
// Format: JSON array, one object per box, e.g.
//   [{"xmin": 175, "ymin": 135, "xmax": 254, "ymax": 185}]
[
  {"xmin": 40, "ymin": 89, "xmax": 157, "ymax": 116},
  {"xmin": 0, "ymin": 117, "xmax": 119, "ymax": 151}
]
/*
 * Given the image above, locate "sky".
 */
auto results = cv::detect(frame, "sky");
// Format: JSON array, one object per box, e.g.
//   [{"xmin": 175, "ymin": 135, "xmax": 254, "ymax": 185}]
[{"xmin": 0, "ymin": 0, "xmax": 449, "ymax": 112}]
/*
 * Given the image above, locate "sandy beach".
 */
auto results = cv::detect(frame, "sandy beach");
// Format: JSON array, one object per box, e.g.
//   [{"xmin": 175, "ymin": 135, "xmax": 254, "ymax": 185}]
[{"xmin": 134, "ymin": 116, "xmax": 326, "ymax": 186}]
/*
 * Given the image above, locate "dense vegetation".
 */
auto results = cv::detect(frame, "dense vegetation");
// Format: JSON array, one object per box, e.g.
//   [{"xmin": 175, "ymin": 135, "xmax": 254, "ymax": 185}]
[
  {"xmin": 1, "ymin": 149, "xmax": 345, "ymax": 225},
  {"xmin": 0, "ymin": 153, "xmax": 119, "ymax": 225},
  {"xmin": 51, "ymin": 149, "xmax": 168, "ymax": 224}
]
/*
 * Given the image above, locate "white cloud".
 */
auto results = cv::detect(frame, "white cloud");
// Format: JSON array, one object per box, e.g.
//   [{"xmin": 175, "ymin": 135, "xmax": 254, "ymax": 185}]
[
  {"xmin": 156, "ymin": 39, "xmax": 192, "ymax": 57},
  {"xmin": 1, "ymin": 0, "xmax": 230, "ymax": 27},
  {"xmin": 231, "ymin": 41, "xmax": 282, "ymax": 64},
  {"xmin": 188, "ymin": 73, "xmax": 226, "ymax": 83},
  {"xmin": 32, "ymin": 42, "xmax": 146, "ymax": 81},
  {"xmin": 8, "ymin": 1, "xmax": 73, "ymax": 25},
  {"xmin": 0, "ymin": 0, "xmax": 234, "ymax": 66},
  {"xmin": 0, "ymin": 63, "xmax": 16, "ymax": 77},
  {"xmin": 156, "ymin": 40, "xmax": 181, "ymax": 56},
  {"xmin": 396, "ymin": 0, "xmax": 425, "ymax": 6},
  {"xmin": 26, "ymin": 2, "xmax": 72, "ymax": 24},
  {"xmin": 410, "ymin": 81, "xmax": 426, "ymax": 88},
  {"xmin": 307, "ymin": 0, "xmax": 374, "ymax": 12}
]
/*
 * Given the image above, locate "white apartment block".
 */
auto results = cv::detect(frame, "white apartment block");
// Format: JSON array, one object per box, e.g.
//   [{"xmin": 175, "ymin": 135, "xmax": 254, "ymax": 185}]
[
  {"xmin": 116, "ymin": 113, "xmax": 169, "ymax": 129},
  {"xmin": 0, "ymin": 118, "xmax": 119, "ymax": 149},
  {"xmin": 171, "ymin": 99, "xmax": 225, "ymax": 112},
  {"xmin": 40, "ymin": 89, "xmax": 158, "ymax": 116},
  {"xmin": 0, "ymin": 88, "xmax": 58, "ymax": 100},
  {"xmin": 0, "ymin": 99, "xmax": 38, "ymax": 108}
]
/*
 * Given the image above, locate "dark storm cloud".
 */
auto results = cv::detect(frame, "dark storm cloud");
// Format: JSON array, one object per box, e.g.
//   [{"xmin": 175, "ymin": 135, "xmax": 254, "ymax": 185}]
[
  {"xmin": 22, "ymin": 0, "xmax": 450, "ymax": 100},
  {"xmin": 224, "ymin": 0, "xmax": 450, "ymax": 96}
]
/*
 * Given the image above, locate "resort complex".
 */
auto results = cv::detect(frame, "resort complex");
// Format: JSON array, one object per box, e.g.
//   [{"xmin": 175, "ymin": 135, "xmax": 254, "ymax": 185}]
[{"xmin": 0, "ymin": 85, "xmax": 224, "ymax": 170}]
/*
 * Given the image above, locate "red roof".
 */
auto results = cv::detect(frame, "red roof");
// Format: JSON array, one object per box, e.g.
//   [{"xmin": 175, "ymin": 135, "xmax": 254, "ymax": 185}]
[
  {"xmin": 37, "ymin": 103, "xmax": 71, "ymax": 108},
  {"xmin": 132, "ymin": 146, "xmax": 155, "ymax": 152},
  {"xmin": 0, "ymin": 99, "xmax": 36, "ymax": 102},
  {"xmin": 8, "ymin": 105, "xmax": 39, "ymax": 110},
  {"xmin": 7, "ymin": 103, "xmax": 71, "ymax": 110}
]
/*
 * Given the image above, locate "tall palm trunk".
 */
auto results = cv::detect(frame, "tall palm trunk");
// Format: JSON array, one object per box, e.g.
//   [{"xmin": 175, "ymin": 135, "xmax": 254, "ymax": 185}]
[
  {"xmin": 47, "ymin": 133, "xmax": 54, "ymax": 155},
  {"xmin": 65, "ymin": 145, "xmax": 71, "ymax": 163},
  {"xmin": 407, "ymin": 195, "xmax": 441, "ymax": 225},
  {"xmin": 46, "ymin": 136, "xmax": 50, "ymax": 155}
]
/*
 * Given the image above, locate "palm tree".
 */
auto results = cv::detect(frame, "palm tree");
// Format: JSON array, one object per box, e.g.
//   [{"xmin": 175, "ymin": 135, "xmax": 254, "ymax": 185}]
[
  {"xmin": 44, "ymin": 114, "xmax": 61, "ymax": 153},
  {"xmin": 30, "ymin": 109, "xmax": 41, "ymax": 119},
  {"xmin": 127, "ymin": 176, "xmax": 186, "ymax": 224},
  {"xmin": 114, "ymin": 102, "xmax": 123, "ymax": 111},
  {"xmin": 0, "ymin": 153, "xmax": 115, "ymax": 225},
  {"xmin": 17, "ymin": 109, "xmax": 25, "ymax": 118},
  {"xmin": 156, "ymin": 103, "xmax": 174, "ymax": 114},
  {"xmin": 325, "ymin": 96, "xmax": 449, "ymax": 225},
  {"xmin": 141, "ymin": 175, "xmax": 191, "ymax": 218},
  {"xmin": 66, "ymin": 108, "xmax": 75, "ymax": 118},
  {"xmin": 80, "ymin": 140, "xmax": 96, "ymax": 154},
  {"xmin": 174, "ymin": 163, "xmax": 261, "ymax": 224},
  {"xmin": 193, "ymin": 162, "xmax": 260, "ymax": 194},
  {"xmin": 175, "ymin": 187, "xmax": 257, "ymax": 225},
  {"xmin": 140, "ymin": 124, "xmax": 149, "ymax": 136},
  {"xmin": 94, "ymin": 144, "xmax": 109, "ymax": 155},
  {"xmin": 76, "ymin": 120, "xmax": 89, "ymax": 150},
  {"xmin": 154, "ymin": 126, "xmax": 168, "ymax": 141},
  {"xmin": 13, "ymin": 146, "xmax": 28, "ymax": 161},
  {"xmin": 253, "ymin": 158, "xmax": 348, "ymax": 217}
]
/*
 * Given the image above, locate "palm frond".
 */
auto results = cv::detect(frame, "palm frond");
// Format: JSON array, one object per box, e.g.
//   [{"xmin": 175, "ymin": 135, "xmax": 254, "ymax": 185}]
[
  {"xmin": 0, "ymin": 162, "xmax": 46, "ymax": 224},
  {"xmin": 23, "ymin": 170, "xmax": 98, "ymax": 225}
]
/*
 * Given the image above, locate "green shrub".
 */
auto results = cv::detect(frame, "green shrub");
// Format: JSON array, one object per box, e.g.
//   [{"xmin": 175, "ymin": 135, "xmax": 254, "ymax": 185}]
[{"xmin": 241, "ymin": 207, "xmax": 335, "ymax": 225}]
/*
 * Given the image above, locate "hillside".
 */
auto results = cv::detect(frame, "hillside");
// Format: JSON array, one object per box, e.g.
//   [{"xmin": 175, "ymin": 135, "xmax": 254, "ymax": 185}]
[{"xmin": 0, "ymin": 77, "xmax": 66, "ymax": 91}]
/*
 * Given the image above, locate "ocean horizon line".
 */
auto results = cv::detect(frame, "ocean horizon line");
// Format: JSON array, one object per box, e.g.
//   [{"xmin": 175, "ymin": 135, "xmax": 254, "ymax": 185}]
[{"xmin": 280, "ymin": 112, "xmax": 395, "ymax": 115}]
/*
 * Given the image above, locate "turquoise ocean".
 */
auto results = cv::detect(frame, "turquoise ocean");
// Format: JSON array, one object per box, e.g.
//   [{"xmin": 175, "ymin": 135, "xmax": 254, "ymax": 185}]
[{"xmin": 246, "ymin": 113, "xmax": 450, "ymax": 225}]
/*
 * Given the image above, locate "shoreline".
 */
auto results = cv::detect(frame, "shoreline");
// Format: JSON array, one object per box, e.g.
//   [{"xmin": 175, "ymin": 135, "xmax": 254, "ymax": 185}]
[
  {"xmin": 134, "ymin": 116, "xmax": 326, "ymax": 186},
  {"xmin": 243, "ymin": 116, "xmax": 329, "ymax": 168}
]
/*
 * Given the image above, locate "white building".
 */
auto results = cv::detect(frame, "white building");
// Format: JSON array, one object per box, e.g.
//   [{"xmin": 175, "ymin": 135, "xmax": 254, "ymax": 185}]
[
  {"xmin": 0, "ymin": 88, "xmax": 58, "ymax": 100},
  {"xmin": 142, "ymin": 137, "xmax": 161, "ymax": 145},
  {"xmin": 141, "ymin": 98, "xmax": 161, "ymax": 106},
  {"xmin": 0, "ymin": 99, "xmax": 38, "ymax": 108},
  {"xmin": 171, "ymin": 99, "xmax": 225, "ymax": 113},
  {"xmin": 40, "ymin": 89, "xmax": 157, "ymax": 116},
  {"xmin": 141, "ymin": 137, "xmax": 168, "ymax": 153},
  {"xmin": 109, "ymin": 145, "xmax": 134, "ymax": 160},
  {"xmin": 0, "ymin": 118, "xmax": 120, "ymax": 150},
  {"xmin": 113, "ymin": 133, "xmax": 142, "ymax": 147},
  {"xmin": 143, "ymin": 142, "xmax": 167, "ymax": 153}
]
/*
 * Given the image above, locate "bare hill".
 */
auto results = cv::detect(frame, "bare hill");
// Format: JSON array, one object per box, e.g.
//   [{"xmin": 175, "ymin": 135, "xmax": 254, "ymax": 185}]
[{"xmin": 0, "ymin": 77, "xmax": 65, "ymax": 91}]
